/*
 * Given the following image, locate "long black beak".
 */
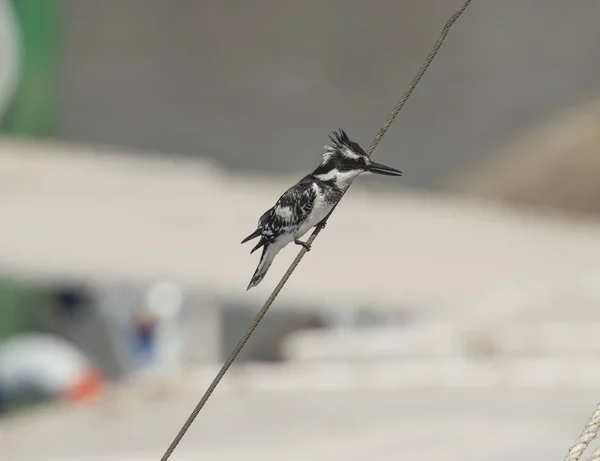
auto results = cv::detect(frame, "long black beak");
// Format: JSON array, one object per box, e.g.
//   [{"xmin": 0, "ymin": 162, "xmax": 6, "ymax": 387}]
[{"xmin": 368, "ymin": 161, "xmax": 403, "ymax": 177}]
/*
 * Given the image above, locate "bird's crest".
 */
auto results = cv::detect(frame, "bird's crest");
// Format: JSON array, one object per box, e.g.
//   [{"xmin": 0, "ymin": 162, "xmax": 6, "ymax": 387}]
[{"xmin": 322, "ymin": 129, "xmax": 364, "ymax": 163}]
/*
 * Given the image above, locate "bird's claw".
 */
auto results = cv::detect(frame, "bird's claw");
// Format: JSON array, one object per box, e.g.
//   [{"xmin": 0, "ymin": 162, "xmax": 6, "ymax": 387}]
[{"xmin": 294, "ymin": 239, "xmax": 311, "ymax": 252}]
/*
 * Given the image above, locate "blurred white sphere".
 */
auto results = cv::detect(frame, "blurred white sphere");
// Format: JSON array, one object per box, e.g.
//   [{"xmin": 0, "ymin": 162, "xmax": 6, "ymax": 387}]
[
  {"xmin": 146, "ymin": 281, "xmax": 183, "ymax": 318},
  {"xmin": 0, "ymin": 333, "xmax": 103, "ymax": 400}
]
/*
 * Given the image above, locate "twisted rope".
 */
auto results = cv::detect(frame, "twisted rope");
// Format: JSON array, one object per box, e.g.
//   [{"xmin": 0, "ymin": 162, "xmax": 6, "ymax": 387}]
[
  {"xmin": 565, "ymin": 403, "xmax": 600, "ymax": 461},
  {"xmin": 587, "ymin": 447, "xmax": 600, "ymax": 461},
  {"xmin": 159, "ymin": 1, "xmax": 473, "ymax": 459}
]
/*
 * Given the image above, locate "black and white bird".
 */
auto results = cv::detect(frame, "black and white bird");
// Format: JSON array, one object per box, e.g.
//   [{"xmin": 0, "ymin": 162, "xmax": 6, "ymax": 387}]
[{"xmin": 242, "ymin": 129, "xmax": 402, "ymax": 290}]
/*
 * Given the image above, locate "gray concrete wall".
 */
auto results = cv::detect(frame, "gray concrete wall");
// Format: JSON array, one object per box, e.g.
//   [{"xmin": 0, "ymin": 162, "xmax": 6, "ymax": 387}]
[{"xmin": 59, "ymin": 1, "xmax": 600, "ymax": 188}]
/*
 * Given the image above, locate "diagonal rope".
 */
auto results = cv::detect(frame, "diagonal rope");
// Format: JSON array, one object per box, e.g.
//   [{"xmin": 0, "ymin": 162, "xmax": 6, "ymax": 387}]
[
  {"xmin": 159, "ymin": 1, "xmax": 472, "ymax": 459},
  {"xmin": 565, "ymin": 402, "xmax": 600, "ymax": 461}
]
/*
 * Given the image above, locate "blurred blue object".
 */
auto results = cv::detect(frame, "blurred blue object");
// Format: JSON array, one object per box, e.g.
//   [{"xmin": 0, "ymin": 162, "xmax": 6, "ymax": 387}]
[{"xmin": 130, "ymin": 310, "xmax": 157, "ymax": 368}]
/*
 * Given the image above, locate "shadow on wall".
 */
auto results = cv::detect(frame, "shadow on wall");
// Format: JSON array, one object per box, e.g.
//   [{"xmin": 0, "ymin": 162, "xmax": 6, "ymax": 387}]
[{"xmin": 442, "ymin": 97, "xmax": 600, "ymax": 218}]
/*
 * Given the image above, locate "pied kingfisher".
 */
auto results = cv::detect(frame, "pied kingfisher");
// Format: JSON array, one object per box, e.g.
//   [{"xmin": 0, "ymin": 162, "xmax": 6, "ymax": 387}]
[{"xmin": 242, "ymin": 129, "xmax": 402, "ymax": 290}]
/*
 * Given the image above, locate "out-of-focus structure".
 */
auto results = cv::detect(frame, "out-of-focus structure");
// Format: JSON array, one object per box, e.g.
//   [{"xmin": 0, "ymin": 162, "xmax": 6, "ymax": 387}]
[
  {"xmin": 2, "ymin": 1, "xmax": 600, "ymax": 461},
  {"xmin": 446, "ymin": 98, "xmax": 600, "ymax": 217}
]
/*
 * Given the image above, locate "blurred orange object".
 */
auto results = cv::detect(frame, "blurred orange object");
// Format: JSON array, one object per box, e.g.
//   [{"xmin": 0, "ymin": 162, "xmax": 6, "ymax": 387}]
[
  {"xmin": 62, "ymin": 369, "xmax": 104, "ymax": 402},
  {"xmin": 0, "ymin": 333, "xmax": 105, "ymax": 406}
]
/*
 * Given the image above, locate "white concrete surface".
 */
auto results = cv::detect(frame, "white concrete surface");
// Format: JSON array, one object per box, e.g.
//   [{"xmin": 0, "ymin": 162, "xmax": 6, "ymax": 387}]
[
  {"xmin": 2, "ymin": 376, "xmax": 599, "ymax": 461},
  {"xmin": 282, "ymin": 322, "xmax": 600, "ymax": 361},
  {"xmin": 1, "ymin": 137, "xmax": 600, "ymax": 318}
]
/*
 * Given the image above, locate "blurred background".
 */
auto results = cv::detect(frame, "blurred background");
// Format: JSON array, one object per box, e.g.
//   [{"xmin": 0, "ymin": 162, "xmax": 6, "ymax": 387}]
[{"xmin": 2, "ymin": 1, "xmax": 600, "ymax": 460}]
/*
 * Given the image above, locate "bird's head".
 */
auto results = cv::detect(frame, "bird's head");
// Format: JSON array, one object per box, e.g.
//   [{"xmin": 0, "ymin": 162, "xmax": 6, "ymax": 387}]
[{"xmin": 312, "ymin": 129, "xmax": 402, "ymax": 188}]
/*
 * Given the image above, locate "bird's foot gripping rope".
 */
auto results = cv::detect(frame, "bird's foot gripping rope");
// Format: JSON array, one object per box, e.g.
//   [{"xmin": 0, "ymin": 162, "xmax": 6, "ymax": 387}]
[
  {"xmin": 159, "ymin": 1, "xmax": 473, "ymax": 460},
  {"xmin": 294, "ymin": 238, "xmax": 311, "ymax": 252}
]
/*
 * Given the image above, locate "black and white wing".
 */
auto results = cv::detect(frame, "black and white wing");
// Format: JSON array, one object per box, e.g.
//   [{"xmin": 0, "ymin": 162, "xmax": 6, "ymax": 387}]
[
  {"xmin": 260, "ymin": 177, "xmax": 317, "ymax": 239},
  {"xmin": 241, "ymin": 176, "xmax": 317, "ymax": 254}
]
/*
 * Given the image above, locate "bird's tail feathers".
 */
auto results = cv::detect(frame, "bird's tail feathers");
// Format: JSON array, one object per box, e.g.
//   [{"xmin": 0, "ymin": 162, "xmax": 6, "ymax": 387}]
[
  {"xmin": 247, "ymin": 243, "xmax": 280, "ymax": 290},
  {"xmin": 241, "ymin": 228, "xmax": 261, "ymax": 245}
]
